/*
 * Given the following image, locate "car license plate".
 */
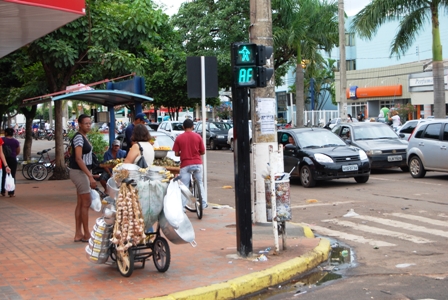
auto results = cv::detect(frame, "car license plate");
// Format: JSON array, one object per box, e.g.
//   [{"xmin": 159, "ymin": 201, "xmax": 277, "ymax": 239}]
[
  {"xmin": 388, "ymin": 155, "xmax": 402, "ymax": 162},
  {"xmin": 342, "ymin": 165, "xmax": 358, "ymax": 172}
]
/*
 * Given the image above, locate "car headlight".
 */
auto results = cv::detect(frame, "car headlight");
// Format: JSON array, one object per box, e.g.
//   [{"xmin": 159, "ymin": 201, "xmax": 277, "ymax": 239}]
[
  {"xmin": 314, "ymin": 153, "xmax": 334, "ymax": 163},
  {"xmin": 359, "ymin": 149, "xmax": 368, "ymax": 160},
  {"xmin": 365, "ymin": 150, "xmax": 382, "ymax": 156},
  {"xmin": 217, "ymin": 135, "xmax": 225, "ymax": 139}
]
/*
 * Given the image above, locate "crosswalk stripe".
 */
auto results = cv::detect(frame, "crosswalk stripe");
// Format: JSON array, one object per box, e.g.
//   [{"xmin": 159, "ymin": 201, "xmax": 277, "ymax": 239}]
[
  {"xmin": 353, "ymin": 215, "xmax": 448, "ymax": 239},
  {"xmin": 322, "ymin": 219, "xmax": 434, "ymax": 244},
  {"xmin": 303, "ymin": 223, "xmax": 396, "ymax": 247},
  {"xmin": 291, "ymin": 201, "xmax": 357, "ymax": 209},
  {"xmin": 385, "ymin": 213, "xmax": 448, "ymax": 227}
]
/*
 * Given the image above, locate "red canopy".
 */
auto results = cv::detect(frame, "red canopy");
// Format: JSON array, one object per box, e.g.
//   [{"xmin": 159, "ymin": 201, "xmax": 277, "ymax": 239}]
[{"xmin": 0, "ymin": 0, "xmax": 85, "ymax": 58}]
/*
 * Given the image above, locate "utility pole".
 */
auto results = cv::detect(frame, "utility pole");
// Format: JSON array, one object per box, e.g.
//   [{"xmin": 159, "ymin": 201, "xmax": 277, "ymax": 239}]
[
  {"xmin": 338, "ymin": 0, "xmax": 347, "ymax": 121},
  {"xmin": 249, "ymin": 0, "xmax": 277, "ymax": 223}
]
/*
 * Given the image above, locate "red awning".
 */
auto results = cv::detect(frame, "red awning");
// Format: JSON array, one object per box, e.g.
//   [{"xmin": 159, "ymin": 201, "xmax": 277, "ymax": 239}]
[
  {"xmin": 0, "ymin": 0, "xmax": 85, "ymax": 58},
  {"xmin": 144, "ymin": 107, "xmax": 185, "ymax": 114}
]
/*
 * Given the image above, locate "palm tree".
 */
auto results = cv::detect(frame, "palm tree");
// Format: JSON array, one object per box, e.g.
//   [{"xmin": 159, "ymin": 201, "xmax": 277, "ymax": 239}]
[
  {"xmin": 351, "ymin": 0, "xmax": 447, "ymax": 118},
  {"xmin": 275, "ymin": 0, "xmax": 339, "ymax": 127}
]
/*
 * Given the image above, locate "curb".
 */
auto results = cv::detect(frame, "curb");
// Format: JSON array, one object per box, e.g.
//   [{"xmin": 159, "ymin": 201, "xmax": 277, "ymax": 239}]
[{"xmin": 146, "ymin": 238, "xmax": 331, "ymax": 300}]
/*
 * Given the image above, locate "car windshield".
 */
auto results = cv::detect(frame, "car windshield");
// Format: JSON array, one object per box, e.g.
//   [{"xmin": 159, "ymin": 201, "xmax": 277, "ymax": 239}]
[
  {"xmin": 170, "ymin": 123, "xmax": 183, "ymax": 131},
  {"xmin": 210, "ymin": 122, "xmax": 232, "ymax": 131},
  {"xmin": 153, "ymin": 135, "xmax": 174, "ymax": 148},
  {"xmin": 353, "ymin": 125, "xmax": 398, "ymax": 140},
  {"xmin": 297, "ymin": 130, "xmax": 346, "ymax": 148}
]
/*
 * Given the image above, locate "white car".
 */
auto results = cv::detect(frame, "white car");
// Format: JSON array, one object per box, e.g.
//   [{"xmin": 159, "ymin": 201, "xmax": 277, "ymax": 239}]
[
  {"xmin": 157, "ymin": 121, "xmax": 184, "ymax": 140},
  {"xmin": 396, "ymin": 119, "xmax": 432, "ymax": 140},
  {"xmin": 227, "ymin": 121, "xmax": 252, "ymax": 152}
]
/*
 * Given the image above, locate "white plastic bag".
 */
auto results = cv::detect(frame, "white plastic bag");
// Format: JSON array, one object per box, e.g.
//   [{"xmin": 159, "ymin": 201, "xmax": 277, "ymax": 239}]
[
  {"xmin": 163, "ymin": 180, "xmax": 184, "ymax": 229},
  {"xmin": 5, "ymin": 173, "xmax": 15, "ymax": 192},
  {"xmin": 138, "ymin": 180, "xmax": 167, "ymax": 231},
  {"xmin": 90, "ymin": 189, "xmax": 102, "ymax": 212}
]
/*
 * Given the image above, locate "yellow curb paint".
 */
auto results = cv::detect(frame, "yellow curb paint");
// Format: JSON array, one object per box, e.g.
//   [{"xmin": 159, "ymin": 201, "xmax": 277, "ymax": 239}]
[{"xmin": 148, "ymin": 239, "xmax": 331, "ymax": 300}]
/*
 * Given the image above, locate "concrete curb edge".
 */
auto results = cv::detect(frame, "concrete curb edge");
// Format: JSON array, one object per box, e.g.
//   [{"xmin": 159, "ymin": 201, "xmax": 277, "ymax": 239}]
[{"xmin": 146, "ymin": 237, "xmax": 331, "ymax": 300}]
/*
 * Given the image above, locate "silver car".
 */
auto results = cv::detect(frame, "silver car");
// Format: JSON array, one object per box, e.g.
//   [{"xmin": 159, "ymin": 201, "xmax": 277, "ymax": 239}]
[
  {"xmin": 332, "ymin": 122, "xmax": 409, "ymax": 171},
  {"xmin": 407, "ymin": 119, "xmax": 448, "ymax": 178}
]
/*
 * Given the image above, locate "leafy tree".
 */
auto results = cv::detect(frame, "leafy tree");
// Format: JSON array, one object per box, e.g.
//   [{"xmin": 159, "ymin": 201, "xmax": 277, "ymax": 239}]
[
  {"xmin": 351, "ymin": 0, "xmax": 447, "ymax": 118},
  {"xmin": 21, "ymin": 0, "xmax": 171, "ymax": 179},
  {"xmin": 172, "ymin": 0, "xmax": 304, "ymax": 91},
  {"xmin": 275, "ymin": 0, "xmax": 339, "ymax": 127}
]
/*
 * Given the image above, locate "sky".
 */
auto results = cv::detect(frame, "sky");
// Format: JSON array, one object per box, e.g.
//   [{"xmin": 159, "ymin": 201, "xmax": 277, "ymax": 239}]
[{"xmin": 156, "ymin": 0, "xmax": 372, "ymax": 17}]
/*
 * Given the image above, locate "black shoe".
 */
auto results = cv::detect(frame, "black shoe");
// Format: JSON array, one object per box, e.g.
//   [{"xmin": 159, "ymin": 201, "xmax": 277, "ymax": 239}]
[{"xmin": 1, "ymin": 192, "xmax": 5, "ymax": 197}]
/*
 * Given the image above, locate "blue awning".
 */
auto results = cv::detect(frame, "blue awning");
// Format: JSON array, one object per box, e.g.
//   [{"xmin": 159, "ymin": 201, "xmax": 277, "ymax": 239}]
[{"xmin": 51, "ymin": 90, "xmax": 153, "ymax": 107}]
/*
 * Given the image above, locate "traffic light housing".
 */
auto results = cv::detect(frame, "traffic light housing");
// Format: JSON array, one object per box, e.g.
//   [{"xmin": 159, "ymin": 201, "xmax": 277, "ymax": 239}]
[{"xmin": 231, "ymin": 42, "xmax": 274, "ymax": 88}]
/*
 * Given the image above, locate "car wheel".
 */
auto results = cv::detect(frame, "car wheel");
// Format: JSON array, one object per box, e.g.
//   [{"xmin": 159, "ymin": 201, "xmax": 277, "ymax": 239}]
[
  {"xmin": 409, "ymin": 156, "xmax": 426, "ymax": 178},
  {"xmin": 300, "ymin": 165, "xmax": 316, "ymax": 188},
  {"xmin": 210, "ymin": 139, "xmax": 217, "ymax": 150},
  {"xmin": 400, "ymin": 166, "xmax": 409, "ymax": 172},
  {"xmin": 354, "ymin": 175, "xmax": 369, "ymax": 183},
  {"xmin": 230, "ymin": 139, "xmax": 234, "ymax": 152}
]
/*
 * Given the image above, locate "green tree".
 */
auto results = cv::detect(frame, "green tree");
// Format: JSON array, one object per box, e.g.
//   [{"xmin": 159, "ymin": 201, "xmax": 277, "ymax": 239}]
[
  {"xmin": 275, "ymin": 0, "xmax": 339, "ymax": 127},
  {"xmin": 351, "ymin": 0, "xmax": 447, "ymax": 118},
  {"xmin": 22, "ymin": 0, "xmax": 170, "ymax": 179}
]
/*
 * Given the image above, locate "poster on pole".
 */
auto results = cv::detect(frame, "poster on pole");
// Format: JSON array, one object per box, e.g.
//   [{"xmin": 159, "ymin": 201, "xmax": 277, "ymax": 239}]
[{"xmin": 257, "ymin": 98, "xmax": 276, "ymax": 135}]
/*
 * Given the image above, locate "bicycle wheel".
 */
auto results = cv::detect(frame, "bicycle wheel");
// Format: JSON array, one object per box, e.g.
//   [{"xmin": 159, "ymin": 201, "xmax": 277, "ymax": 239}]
[
  {"xmin": 31, "ymin": 164, "xmax": 48, "ymax": 181},
  {"xmin": 193, "ymin": 180, "xmax": 203, "ymax": 219},
  {"xmin": 152, "ymin": 237, "xmax": 171, "ymax": 272},
  {"xmin": 117, "ymin": 249, "xmax": 134, "ymax": 277},
  {"xmin": 22, "ymin": 164, "xmax": 34, "ymax": 180}
]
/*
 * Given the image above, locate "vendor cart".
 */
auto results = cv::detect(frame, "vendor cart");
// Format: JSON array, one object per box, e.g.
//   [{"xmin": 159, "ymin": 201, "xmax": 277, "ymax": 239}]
[
  {"xmin": 87, "ymin": 163, "xmax": 196, "ymax": 277},
  {"xmin": 108, "ymin": 178, "xmax": 171, "ymax": 277}
]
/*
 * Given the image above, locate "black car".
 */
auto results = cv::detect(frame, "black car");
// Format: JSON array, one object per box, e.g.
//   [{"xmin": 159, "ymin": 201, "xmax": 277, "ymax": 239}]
[
  {"xmin": 331, "ymin": 122, "xmax": 409, "ymax": 171},
  {"xmin": 194, "ymin": 122, "xmax": 233, "ymax": 150},
  {"xmin": 278, "ymin": 128, "xmax": 370, "ymax": 188}
]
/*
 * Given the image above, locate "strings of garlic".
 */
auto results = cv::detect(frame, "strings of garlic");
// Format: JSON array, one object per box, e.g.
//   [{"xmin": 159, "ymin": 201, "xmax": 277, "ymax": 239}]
[{"xmin": 111, "ymin": 182, "xmax": 146, "ymax": 255}]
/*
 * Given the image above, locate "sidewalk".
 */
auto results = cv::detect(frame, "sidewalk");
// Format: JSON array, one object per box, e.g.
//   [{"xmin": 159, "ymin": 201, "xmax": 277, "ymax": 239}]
[{"xmin": 0, "ymin": 164, "xmax": 330, "ymax": 300}]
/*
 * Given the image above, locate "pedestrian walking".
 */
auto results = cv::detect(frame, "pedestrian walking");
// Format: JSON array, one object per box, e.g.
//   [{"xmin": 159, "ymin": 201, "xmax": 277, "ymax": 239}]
[{"xmin": 1, "ymin": 128, "xmax": 19, "ymax": 197}]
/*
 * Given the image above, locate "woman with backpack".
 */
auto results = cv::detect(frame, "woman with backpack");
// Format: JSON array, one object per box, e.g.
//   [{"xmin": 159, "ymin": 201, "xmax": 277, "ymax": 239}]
[
  {"xmin": 68, "ymin": 114, "xmax": 97, "ymax": 242},
  {"xmin": 1, "ymin": 128, "xmax": 18, "ymax": 197}
]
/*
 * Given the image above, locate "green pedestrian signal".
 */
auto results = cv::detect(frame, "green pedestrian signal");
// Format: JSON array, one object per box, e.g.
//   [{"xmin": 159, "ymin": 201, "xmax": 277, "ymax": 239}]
[
  {"xmin": 233, "ymin": 43, "xmax": 257, "ymax": 66},
  {"xmin": 231, "ymin": 42, "xmax": 274, "ymax": 88}
]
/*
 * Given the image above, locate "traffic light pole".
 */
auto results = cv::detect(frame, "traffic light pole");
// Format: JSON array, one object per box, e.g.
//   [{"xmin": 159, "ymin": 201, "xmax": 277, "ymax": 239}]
[{"xmin": 232, "ymin": 86, "xmax": 253, "ymax": 258}]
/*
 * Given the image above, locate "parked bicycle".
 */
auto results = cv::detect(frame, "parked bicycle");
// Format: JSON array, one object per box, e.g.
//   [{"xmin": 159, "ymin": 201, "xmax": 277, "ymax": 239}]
[{"xmin": 22, "ymin": 145, "xmax": 71, "ymax": 181}]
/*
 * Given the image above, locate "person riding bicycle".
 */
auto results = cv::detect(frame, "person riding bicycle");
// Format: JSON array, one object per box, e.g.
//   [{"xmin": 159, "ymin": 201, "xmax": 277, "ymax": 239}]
[{"xmin": 173, "ymin": 119, "xmax": 207, "ymax": 209}]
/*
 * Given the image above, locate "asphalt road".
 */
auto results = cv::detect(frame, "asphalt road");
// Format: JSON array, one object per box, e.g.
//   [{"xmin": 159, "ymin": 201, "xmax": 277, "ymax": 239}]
[{"xmin": 205, "ymin": 148, "xmax": 448, "ymax": 300}]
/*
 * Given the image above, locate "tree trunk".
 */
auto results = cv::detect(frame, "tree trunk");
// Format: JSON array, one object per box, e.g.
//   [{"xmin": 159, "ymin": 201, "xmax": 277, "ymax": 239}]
[
  {"xmin": 295, "ymin": 63, "xmax": 305, "ymax": 128},
  {"xmin": 48, "ymin": 100, "xmax": 69, "ymax": 180},
  {"xmin": 431, "ymin": 6, "xmax": 446, "ymax": 118},
  {"xmin": 432, "ymin": 61, "xmax": 446, "ymax": 118},
  {"xmin": 19, "ymin": 105, "xmax": 37, "ymax": 161}
]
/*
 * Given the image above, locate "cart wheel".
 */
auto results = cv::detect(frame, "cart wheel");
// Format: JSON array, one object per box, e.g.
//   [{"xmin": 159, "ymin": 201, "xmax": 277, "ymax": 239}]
[
  {"xmin": 109, "ymin": 245, "xmax": 117, "ymax": 262},
  {"xmin": 117, "ymin": 250, "xmax": 134, "ymax": 277},
  {"xmin": 153, "ymin": 237, "xmax": 171, "ymax": 272}
]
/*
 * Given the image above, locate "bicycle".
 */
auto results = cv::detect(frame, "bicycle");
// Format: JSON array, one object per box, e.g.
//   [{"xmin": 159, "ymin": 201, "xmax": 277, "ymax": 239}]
[
  {"xmin": 22, "ymin": 145, "xmax": 71, "ymax": 181},
  {"xmin": 182, "ymin": 168, "xmax": 204, "ymax": 220}
]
